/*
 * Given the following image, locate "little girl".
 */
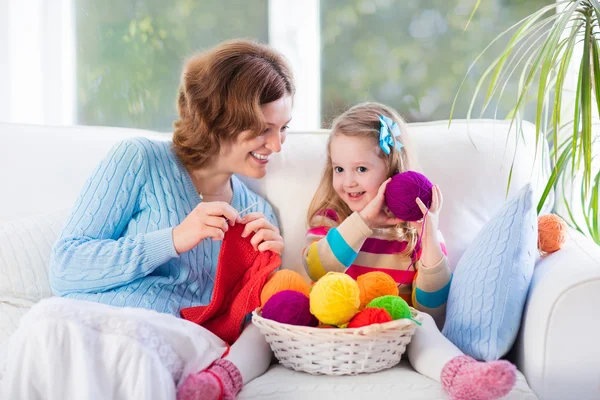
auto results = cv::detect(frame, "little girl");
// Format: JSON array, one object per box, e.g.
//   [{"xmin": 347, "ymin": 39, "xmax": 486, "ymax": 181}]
[{"xmin": 303, "ymin": 102, "xmax": 517, "ymax": 400}]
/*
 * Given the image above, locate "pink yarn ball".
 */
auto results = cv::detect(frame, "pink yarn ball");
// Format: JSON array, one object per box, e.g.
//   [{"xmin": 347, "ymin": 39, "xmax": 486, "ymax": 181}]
[
  {"xmin": 385, "ymin": 171, "xmax": 433, "ymax": 221},
  {"xmin": 261, "ymin": 290, "xmax": 318, "ymax": 327}
]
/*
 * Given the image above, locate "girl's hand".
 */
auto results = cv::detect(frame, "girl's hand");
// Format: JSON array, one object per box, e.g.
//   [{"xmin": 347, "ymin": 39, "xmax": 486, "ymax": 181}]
[
  {"xmin": 410, "ymin": 184, "xmax": 443, "ymax": 242},
  {"xmin": 240, "ymin": 212, "xmax": 284, "ymax": 255},
  {"xmin": 359, "ymin": 178, "xmax": 403, "ymax": 229},
  {"xmin": 172, "ymin": 201, "xmax": 240, "ymax": 254}
]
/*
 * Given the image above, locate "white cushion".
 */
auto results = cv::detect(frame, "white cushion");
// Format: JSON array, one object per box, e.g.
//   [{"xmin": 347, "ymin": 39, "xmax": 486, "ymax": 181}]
[
  {"xmin": 0, "ymin": 209, "xmax": 68, "ymax": 344},
  {"xmin": 239, "ymin": 362, "xmax": 537, "ymax": 399},
  {"xmin": 515, "ymin": 229, "xmax": 600, "ymax": 400},
  {"xmin": 442, "ymin": 184, "xmax": 538, "ymax": 361},
  {"xmin": 0, "ymin": 120, "xmax": 553, "ymax": 276},
  {"xmin": 245, "ymin": 119, "xmax": 553, "ymax": 278},
  {"xmin": 0, "ymin": 123, "xmax": 167, "ymax": 222},
  {"xmin": 0, "ymin": 119, "xmax": 553, "ymax": 278}
]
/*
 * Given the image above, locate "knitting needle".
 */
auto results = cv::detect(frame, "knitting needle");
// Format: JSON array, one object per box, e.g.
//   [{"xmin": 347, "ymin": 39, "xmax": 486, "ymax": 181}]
[
  {"xmin": 223, "ymin": 201, "xmax": 260, "ymax": 224},
  {"xmin": 236, "ymin": 201, "xmax": 260, "ymax": 219}
]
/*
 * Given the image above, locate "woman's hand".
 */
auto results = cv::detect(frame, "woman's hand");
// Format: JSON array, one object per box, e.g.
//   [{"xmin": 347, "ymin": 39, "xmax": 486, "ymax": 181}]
[
  {"xmin": 359, "ymin": 178, "xmax": 403, "ymax": 229},
  {"xmin": 239, "ymin": 212, "xmax": 284, "ymax": 255},
  {"xmin": 172, "ymin": 202, "xmax": 240, "ymax": 254}
]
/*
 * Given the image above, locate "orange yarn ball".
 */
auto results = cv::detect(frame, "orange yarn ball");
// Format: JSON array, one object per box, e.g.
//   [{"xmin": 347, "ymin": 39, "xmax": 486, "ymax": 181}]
[
  {"xmin": 357, "ymin": 271, "xmax": 399, "ymax": 309},
  {"xmin": 260, "ymin": 270, "xmax": 310, "ymax": 306},
  {"xmin": 538, "ymin": 214, "xmax": 567, "ymax": 254},
  {"xmin": 347, "ymin": 307, "xmax": 393, "ymax": 328}
]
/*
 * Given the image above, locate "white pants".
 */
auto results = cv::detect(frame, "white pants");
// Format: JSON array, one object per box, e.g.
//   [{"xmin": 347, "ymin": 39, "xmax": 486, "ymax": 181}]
[
  {"xmin": 0, "ymin": 298, "xmax": 456, "ymax": 399},
  {"xmin": 0, "ymin": 297, "xmax": 230, "ymax": 400},
  {"xmin": 407, "ymin": 312, "xmax": 463, "ymax": 382}
]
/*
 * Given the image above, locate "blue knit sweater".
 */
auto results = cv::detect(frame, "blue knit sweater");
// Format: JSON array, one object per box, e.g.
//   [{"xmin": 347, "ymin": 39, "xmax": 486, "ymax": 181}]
[{"xmin": 49, "ymin": 137, "xmax": 278, "ymax": 316}]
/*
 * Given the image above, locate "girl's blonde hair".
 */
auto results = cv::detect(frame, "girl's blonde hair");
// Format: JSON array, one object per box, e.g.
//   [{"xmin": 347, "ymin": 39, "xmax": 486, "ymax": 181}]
[{"xmin": 307, "ymin": 102, "xmax": 419, "ymax": 256}]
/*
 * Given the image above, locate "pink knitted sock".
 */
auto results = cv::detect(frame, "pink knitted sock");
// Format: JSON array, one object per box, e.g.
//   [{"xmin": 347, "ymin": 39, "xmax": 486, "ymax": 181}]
[
  {"xmin": 177, "ymin": 359, "xmax": 243, "ymax": 400},
  {"xmin": 441, "ymin": 355, "xmax": 516, "ymax": 400}
]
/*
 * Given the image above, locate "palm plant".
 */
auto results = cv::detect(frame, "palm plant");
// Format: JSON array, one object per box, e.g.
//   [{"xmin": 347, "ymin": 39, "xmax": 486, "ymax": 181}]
[{"xmin": 452, "ymin": 0, "xmax": 600, "ymax": 244}]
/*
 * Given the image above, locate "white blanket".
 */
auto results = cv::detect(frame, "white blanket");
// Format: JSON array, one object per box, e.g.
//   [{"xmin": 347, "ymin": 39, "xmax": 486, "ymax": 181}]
[{"xmin": 0, "ymin": 297, "xmax": 228, "ymax": 400}]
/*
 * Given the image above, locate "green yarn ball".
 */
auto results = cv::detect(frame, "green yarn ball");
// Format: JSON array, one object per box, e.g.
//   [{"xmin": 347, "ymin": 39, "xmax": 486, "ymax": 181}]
[{"xmin": 366, "ymin": 295, "xmax": 412, "ymax": 320}]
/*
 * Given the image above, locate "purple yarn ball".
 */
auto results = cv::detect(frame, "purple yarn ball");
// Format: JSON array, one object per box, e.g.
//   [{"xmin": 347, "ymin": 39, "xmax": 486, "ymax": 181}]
[
  {"xmin": 385, "ymin": 171, "xmax": 433, "ymax": 221},
  {"xmin": 261, "ymin": 290, "xmax": 318, "ymax": 327}
]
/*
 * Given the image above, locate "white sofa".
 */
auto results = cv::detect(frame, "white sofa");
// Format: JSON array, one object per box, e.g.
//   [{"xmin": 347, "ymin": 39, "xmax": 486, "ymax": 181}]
[{"xmin": 1, "ymin": 120, "xmax": 599, "ymax": 400}]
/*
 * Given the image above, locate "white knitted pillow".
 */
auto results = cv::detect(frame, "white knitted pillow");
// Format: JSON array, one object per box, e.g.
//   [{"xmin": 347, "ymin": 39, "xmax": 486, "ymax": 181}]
[{"xmin": 0, "ymin": 210, "xmax": 68, "ymax": 344}]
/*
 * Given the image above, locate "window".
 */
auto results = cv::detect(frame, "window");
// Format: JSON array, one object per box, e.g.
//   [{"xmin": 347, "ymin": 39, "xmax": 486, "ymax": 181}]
[
  {"xmin": 76, "ymin": 0, "xmax": 268, "ymax": 131},
  {"xmin": 320, "ymin": 0, "xmax": 555, "ymax": 125},
  {"xmin": 0, "ymin": 0, "xmax": 556, "ymax": 130}
]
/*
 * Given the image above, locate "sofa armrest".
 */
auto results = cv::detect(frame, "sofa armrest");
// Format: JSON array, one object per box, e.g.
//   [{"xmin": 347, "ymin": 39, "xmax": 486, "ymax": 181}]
[{"xmin": 512, "ymin": 228, "xmax": 600, "ymax": 400}]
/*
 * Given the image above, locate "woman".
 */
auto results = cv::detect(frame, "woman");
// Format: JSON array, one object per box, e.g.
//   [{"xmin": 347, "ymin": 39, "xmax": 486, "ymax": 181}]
[{"xmin": 0, "ymin": 39, "xmax": 294, "ymax": 400}]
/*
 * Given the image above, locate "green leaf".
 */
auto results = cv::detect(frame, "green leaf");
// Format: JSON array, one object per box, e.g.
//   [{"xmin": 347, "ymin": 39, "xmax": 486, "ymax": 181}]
[
  {"xmin": 507, "ymin": 162, "xmax": 514, "ymax": 198},
  {"xmin": 592, "ymin": 34, "xmax": 600, "ymax": 122},
  {"xmin": 581, "ymin": 167, "xmax": 595, "ymax": 237},
  {"xmin": 552, "ymin": 22, "xmax": 580, "ymax": 165},
  {"xmin": 484, "ymin": 14, "xmax": 554, "ymax": 108},
  {"xmin": 561, "ymin": 167, "xmax": 585, "ymax": 234},
  {"xmin": 505, "ymin": 4, "xmax": 577, "ymax": 162},
  {"xmin": 573, "ymin": 56, "xmax": 583, "ymax": 171},
  {"xmin": 486, "ymin": 15, "xmax": 563, "ymax": 119},
  {"xmin": 589, "ymin": 0, "xmax": 600, "ymax": 14},
  {"xmin": 464, "ymin": 0, "xmax": 481, "ymax": 31},
  {"xmin": 449, "ymin": 2, "xmax": 564, "ymax": 126},
  {"xmin": 503, "ymin": 47, "xmax": 544, "ymax": 120},
  {"xmin": 506, "ymin": 15, "xmax": 568, "ymax": 172},
  {"xmin": 580, "ymin": 13, "xmax": 593, "ymax": 197},
  {"xmin": 455, "ymin": 0, "xmax": 600, "ymax": 244},
  {"xmin": 591, "ymin": 169, "xmax": 600, "ymax": 241},
  {"xmin": 537, "ymin": 140, "xmax": 572, "ymax": 213},
  {"xmin": 533, "ymin": 5, "xmax": 577, "ymax": 152},
  {"xmin": 494, "ymin": 50, "xmax": 539, "ymax": 121}
]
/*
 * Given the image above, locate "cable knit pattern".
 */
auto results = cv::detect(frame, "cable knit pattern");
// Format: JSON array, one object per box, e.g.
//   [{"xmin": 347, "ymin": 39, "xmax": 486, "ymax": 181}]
[
  {"xmin": 442, "ymin": 184, "xmax": 537, "ymax": 361},
  {"xmin": 49, "ymin": 138, "xmax": 278, "ymax": 316}
]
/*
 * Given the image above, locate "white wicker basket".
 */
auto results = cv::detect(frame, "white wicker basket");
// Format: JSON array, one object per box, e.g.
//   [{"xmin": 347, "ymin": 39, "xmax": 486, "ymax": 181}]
[{"xmin": 252, "ymin": 307, "xmax": 422, "ymax": 376}]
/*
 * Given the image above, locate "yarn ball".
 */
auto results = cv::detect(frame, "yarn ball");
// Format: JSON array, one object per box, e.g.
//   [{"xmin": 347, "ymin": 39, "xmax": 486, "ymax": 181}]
[
  {"xmin": 357, "ymin": 271, "xmax": 399, "ymax": 309},
  {"xmin": 347, "ymin": 307, "xmax": 393, "ymax": 328},
  {"xmin": 262, "ymin": 290, "xmax": 318, "ymax": 327},
  {"xmin": 385, "ymin": 171, "xmax": 433, "ymax": 221},
  {"xmin": 310, "ymin": 272, "xmax": 360, "ymax": 326},
  {"xmin": 538, "ymin": 214, "xmax": 568, "ymax": 254},
  {"xmin": 261, "ymin": 270, "xmax": 311, "ymax": 306},
  {"xmin": 367, "ymin": 295, "xmax": 412, "ymax": 320}
]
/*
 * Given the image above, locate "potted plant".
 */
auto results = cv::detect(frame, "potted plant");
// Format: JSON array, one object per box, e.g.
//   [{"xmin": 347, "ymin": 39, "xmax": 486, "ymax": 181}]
[{"xmin": 452, "ymin": 0, "xmax": 600, "ymax": 244}]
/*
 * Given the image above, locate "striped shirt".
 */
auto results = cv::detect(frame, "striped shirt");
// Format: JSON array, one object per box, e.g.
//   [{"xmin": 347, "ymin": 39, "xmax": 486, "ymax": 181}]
[{"xmin": 302, "ymin": 210, "xmax": 452, "ymax": 327}]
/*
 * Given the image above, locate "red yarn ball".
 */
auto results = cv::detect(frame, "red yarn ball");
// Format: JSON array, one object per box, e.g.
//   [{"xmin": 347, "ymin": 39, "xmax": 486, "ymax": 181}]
[
  {"xmin": 262, "ymin": 290, "xmax": 318, "ymax": 327},
  {"xmin": 347, "ymin": 307, "xmax": 393, "ymax": 328},
  {"xmin": 385, "ymin": 171, "xmax": 433, "ymax": 221}
]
